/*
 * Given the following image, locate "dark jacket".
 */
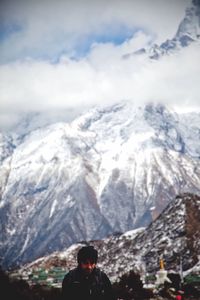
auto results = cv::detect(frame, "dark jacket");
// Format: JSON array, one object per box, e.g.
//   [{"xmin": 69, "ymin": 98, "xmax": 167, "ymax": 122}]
[{"xmin": 61, "ymin": 266, "xmax": 115, "ymax": 300}]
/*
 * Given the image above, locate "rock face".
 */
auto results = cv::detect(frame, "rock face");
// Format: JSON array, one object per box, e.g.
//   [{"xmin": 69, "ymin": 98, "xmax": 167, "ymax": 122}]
[
  {"xmin": 95, "ymin": 193, "xmax": 200, "ymax": 281},
  {"xmin": 0, "ymin": 1, "xmax": 200, "ymax": 269},
  {"xmin": 17, "ymin": 193, "xmax": 200, "ymax": 283}
]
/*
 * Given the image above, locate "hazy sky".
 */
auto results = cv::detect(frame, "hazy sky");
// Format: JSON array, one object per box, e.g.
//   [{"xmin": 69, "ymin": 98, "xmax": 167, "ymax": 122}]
[{"xmin": 0, "ymin": 0, "xmax": 199, "ymax": 130}]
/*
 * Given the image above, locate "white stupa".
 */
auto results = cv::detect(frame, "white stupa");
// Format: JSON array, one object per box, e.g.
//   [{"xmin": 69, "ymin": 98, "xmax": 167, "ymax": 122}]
[{"xmin": 155, "ymin": 259, "xmax": 171, "ymax": 286}]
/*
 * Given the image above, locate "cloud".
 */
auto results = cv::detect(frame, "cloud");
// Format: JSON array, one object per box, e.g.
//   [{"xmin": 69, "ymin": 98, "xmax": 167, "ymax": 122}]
[
  {"xmin": 0, "ymin": 38, "xmax": 200, "ymax": 130},
  {"xmin": 1, "ymin": 0, "xmax": 198, "ymax": 130},
  {"xmin": 0, "ymin": 0, "xmax": 190, "ymax": 62}
]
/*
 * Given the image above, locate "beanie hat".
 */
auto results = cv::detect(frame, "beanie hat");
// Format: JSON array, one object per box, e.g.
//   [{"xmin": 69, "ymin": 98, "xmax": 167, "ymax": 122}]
[{"xmin": 77, "ymin": 246, "xmax": 98, "ymax": 264}]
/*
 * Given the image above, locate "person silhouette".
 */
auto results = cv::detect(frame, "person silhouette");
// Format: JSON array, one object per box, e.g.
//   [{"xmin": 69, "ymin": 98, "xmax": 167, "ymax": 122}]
[{"xmin": 61, "ymin": 245, "xmax": 115, "ymax": 300}]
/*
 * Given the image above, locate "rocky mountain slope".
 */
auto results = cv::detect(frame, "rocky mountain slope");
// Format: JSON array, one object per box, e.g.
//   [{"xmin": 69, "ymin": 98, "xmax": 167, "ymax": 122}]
[{"xmin": 17, "ymin": 193, "xmax": 200, "ymax": 284}]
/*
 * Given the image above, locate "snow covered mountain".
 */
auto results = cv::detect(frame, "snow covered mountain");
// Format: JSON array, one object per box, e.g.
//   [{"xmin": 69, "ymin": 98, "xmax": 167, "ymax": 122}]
[
  {"xmin": 0, "ymin": 0, "xmax": 200, "ymax": 270},
  {"xmin": 150, "ymin": 0, "xmax": 200, "ymax": 58},
  {"xmin": 0, "ymin": 102, "xmax": 200, "ymax": 270},
  {"xmin": 17, "ymin": 193, "xmax": 200, "ymax": 284},
  {"xmin": 125, "ymin": 0, "xmax": 200, "ymax": 59}
]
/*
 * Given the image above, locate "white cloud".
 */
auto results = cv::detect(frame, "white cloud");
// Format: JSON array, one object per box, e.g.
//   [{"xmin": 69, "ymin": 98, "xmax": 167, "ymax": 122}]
[
  {"xmin": 1, "ymin": 0, "xmax": 198, "ymax": 130},
  {"xmin": 0, "ymin": 0, "xmax": 190, "ymax": 62},
  {"xmin": 0, "ymin": 39, "xmax": 200, "ymax": 130}
]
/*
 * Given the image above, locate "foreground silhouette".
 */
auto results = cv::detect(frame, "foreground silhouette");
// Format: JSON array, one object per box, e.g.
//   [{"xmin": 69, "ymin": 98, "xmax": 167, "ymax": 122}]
[{"xmin": 1, "ymin": 266, "xmax": 199, "ymax": 300}]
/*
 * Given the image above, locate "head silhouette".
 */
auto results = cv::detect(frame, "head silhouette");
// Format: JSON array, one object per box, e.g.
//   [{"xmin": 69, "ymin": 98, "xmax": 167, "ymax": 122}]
[{"xmin": 77, "ymin": 246, "xmax": 98, "ymax": 264}]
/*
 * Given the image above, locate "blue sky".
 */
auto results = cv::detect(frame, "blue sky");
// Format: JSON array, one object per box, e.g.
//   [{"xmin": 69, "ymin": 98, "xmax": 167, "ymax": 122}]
[
  {"xmin": 0, "ymin": 0, "xmax": 189, "ymax": 63},
  {"xmin": 1, "ymin": 0, "xmax": 200, "ymax": 130}
]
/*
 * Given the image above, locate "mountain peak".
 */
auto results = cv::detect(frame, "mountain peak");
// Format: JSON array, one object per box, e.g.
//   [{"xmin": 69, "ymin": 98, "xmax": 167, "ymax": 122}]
[
  {"xmin": 175, "ymin": 0, "xmax": 200, "ymax": 42},
  {"xmin": 145, "ymin": 0, "xmax": 200, "ymax": 59}
]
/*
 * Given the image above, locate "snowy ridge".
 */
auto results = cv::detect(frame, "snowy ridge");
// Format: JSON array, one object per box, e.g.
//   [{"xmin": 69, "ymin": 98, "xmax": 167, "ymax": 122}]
[
  {"xmin": 124, "ymin": 0, "xmax": 200, "ymax": 59},
  {"xmin": 149, "ymin": 0, "xmax": 200, "ymax": 58},
  {"xmin": 0, "ymin": 102, "xmax": 200, "ymax": 270}
]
